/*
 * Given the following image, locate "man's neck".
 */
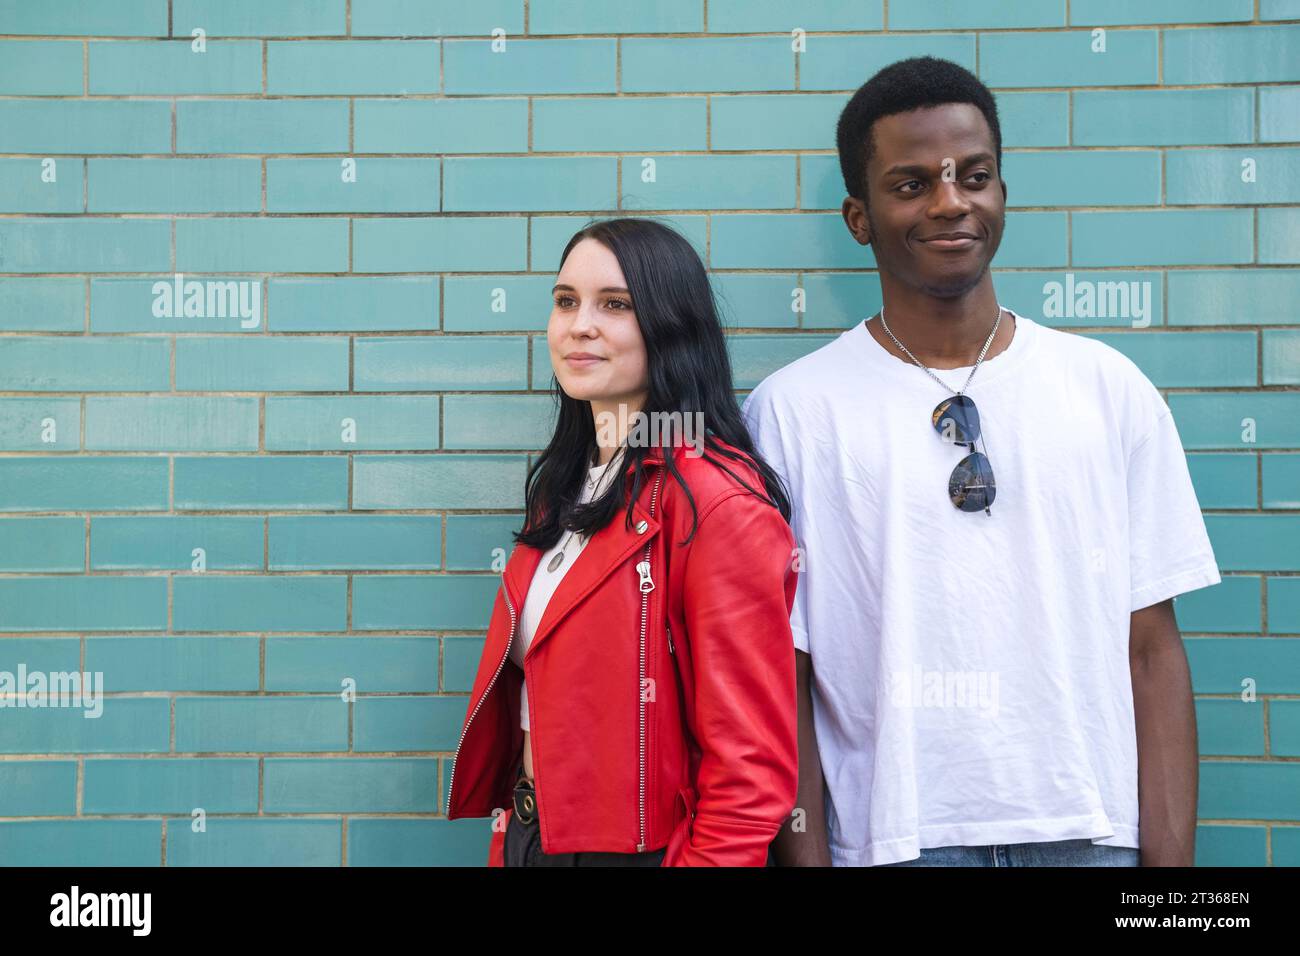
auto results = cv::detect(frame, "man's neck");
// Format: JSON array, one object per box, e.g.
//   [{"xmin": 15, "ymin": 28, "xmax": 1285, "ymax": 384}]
[{"xmin": 869, "ymin": 284, "xmax": 1013, "ymax": 370}]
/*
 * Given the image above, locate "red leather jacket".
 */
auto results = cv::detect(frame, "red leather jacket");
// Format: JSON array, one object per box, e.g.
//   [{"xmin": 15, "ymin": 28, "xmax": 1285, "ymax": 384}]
[{"xmin": 445, "ymin": 438, "xmax": 799, "ymax": 866}]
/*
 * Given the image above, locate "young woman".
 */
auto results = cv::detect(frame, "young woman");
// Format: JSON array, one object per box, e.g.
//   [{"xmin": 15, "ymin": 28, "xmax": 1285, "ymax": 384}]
[{"xmin": 445, "ymin": 218, "xmax": 800, "ymax": 866}]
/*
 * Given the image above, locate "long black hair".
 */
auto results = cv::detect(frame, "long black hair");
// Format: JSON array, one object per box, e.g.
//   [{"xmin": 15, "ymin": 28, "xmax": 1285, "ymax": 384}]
[{"xmin": 515, "ymin": 217, "xmax": 792, "ymax": 551}]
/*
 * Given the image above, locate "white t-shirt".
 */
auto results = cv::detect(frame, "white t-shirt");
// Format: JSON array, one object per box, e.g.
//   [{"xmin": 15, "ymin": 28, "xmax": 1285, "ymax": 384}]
[
  {"xmin": 510, "ymin": 447, "xmax": 626, "ymax": 732},
  {"xmin": 741, "ymin": 308, "xmax": 1221, "ymax": 866}
]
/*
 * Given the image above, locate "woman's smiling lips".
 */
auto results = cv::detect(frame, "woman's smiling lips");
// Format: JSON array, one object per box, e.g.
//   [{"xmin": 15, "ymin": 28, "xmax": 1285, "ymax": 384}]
[{"xmin": 564, "ymin": 352, "xmax": 605, "ymax": 367}]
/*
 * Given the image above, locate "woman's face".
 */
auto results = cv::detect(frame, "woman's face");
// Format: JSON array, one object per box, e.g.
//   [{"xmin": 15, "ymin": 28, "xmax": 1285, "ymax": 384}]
[{"xmin": 548, "ymin": 238, "xmax": 650, "ymax": 414}]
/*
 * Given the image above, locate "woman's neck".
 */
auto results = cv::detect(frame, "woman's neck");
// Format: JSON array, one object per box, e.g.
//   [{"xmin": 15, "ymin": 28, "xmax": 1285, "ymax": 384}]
[{"xmin": 589, "ymin": 397, "xmax": 646, "ymax": 465}]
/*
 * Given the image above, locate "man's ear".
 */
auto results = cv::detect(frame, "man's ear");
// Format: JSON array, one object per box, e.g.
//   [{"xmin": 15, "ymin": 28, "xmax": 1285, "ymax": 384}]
[
  {"xmin": 1001, "ymin": 177, "xmax": 1008, "ymax": 205},
  {"xmin": 841, "ymin": 196, "xmax": 871, "ymax": 246}
]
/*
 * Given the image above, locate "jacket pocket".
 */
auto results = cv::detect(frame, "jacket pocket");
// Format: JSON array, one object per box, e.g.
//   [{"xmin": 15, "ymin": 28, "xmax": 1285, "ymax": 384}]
[{"xmin": 660, "ymin": 785, "xmax": 698, "ymax": 867}]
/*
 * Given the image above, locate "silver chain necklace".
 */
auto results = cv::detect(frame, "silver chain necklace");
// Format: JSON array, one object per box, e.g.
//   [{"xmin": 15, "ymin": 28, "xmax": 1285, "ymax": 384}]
[
  {"xmin": 878, "ymin": 304, "xmax": 1003, "ymax": 396},
  {"xmin": 546, "ymin": 447, "xmax": 624, "ymax": 573}
]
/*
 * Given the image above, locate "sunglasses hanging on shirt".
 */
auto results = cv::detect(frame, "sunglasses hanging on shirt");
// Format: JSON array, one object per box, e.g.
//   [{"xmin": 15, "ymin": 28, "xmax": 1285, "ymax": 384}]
[{"xmin": 878, "ymin": 305, "xmax": 1002, "ymax": 515}]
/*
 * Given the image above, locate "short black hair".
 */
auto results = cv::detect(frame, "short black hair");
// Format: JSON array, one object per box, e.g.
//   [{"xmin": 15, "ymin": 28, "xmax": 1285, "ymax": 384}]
[{"xmin": 836, "ymin": 56, "xmax": 1002, "ymax": 202}]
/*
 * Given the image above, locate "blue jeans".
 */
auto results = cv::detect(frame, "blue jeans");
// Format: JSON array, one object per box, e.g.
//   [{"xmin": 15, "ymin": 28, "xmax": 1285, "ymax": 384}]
[{"xmin": 876, "ymin": 838, "xmax": 1139, "ymax": 867}]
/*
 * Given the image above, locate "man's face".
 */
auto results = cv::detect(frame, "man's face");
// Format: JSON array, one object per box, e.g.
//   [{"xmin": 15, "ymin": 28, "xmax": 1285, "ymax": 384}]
[{"xmin": 843, "ymin": 103, "xmax": 1007, "ymax": 299}]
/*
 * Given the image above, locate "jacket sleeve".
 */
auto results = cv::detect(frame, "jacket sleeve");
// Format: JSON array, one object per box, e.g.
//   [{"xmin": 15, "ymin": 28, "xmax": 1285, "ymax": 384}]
[{"xmin": 671, "ymin": 488, "xmax": 800, "ymax": 866}]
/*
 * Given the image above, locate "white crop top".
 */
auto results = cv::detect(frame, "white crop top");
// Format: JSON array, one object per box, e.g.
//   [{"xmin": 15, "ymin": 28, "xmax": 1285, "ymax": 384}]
[{"xmin": 510, "ymin": 447, "xmax": 626, "ymax": 731}]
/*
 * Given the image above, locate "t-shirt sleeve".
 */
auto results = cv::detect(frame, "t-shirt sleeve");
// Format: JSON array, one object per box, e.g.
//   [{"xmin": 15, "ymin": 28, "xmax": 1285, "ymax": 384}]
[
  {"xmin": 742, "ymin": 383, "xmax": 810, "ymax": 654},
  {"xmin": 1126, "ymin": 401, "xmax": 1222, "ymax": 612}
]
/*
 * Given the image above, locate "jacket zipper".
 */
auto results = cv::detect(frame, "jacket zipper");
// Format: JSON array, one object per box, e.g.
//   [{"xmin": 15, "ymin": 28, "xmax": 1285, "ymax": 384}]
[
  {"xmin": 635, "ymin": 467, "xmax": 665, "ymax": 851},
  {"xmin": 446, "ymin": 577, "xmax": 517, "ymax": 819}
]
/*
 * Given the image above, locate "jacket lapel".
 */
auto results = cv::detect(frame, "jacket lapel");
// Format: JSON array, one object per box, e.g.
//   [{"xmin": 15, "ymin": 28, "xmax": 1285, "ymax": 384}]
[
  {"xmin": 501, "ymin": 544, "xmax": 543, "ymax": 616},
  {"xmin": 503, "ymin": 448, "xmax": 668, "ymax": 662}
]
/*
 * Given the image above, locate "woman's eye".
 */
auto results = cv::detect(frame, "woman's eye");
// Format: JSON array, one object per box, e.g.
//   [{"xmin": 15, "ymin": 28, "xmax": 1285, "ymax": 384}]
[
  {"xmin": 555, "ymin": 295, "xmax": 574, "ymax": 307},
  {"xmin": 608, "ymin": 298, "xmax": 631, "ymax": 310}
]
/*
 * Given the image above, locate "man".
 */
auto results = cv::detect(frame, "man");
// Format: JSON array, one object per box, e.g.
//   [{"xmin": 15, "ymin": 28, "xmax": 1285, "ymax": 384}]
[{"xmin": 745, "ymin": 57, "xmax": 1221, "ymax": 867}]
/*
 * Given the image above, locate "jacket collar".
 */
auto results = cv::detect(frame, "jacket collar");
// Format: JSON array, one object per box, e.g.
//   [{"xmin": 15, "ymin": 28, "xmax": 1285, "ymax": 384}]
[{"xmin": 501, "ymin": 445, "xmax": 673, "ymax": 661}]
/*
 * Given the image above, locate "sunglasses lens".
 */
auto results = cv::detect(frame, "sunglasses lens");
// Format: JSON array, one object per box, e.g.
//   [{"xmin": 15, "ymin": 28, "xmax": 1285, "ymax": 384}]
[
  {"xmin": 932, "ymin": 395, "xmax": 980, "ymax": 445},
  {"xmin": 949, "ymin": 451, "xmax": 996, "ymax": 512}
]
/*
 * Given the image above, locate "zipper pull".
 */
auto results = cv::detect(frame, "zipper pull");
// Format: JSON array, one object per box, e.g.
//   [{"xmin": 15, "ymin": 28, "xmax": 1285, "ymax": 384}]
[
  {"xmin": 636, "ymin": 560, "xmax": 654, "ymax": 593},
  {"xmin": 667, "ymin": 624, "xmax": 675, "ymax": 655}
]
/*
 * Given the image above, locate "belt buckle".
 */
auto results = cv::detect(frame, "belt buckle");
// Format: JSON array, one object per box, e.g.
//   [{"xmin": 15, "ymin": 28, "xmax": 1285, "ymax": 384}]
[{"xmin": 512, "ymin": 772, "xmax": 537, "ymax": 825}]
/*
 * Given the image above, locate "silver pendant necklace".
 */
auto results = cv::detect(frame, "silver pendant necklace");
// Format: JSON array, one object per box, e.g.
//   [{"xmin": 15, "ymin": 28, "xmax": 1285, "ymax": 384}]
[
  {"xmin": 878, "ymin": 303, "xmax": 1003, "ymax": 395},
  {"xmin": 546, "ymin": 449, "xmax": 622, "ymax": 573}
]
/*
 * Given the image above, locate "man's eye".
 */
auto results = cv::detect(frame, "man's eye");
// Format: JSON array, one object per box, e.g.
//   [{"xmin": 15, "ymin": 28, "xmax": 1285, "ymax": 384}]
[
  {"xmin": 968, "ymin": 171, "xmax": 991, "ymax": 183},
  {"xmin": 898, "ymin": 180, "xmax": 922, "ymax": 193}
]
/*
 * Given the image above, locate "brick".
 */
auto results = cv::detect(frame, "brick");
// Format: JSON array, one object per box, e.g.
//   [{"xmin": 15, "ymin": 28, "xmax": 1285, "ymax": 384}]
[
  {"xmin": 268, "ymin": 515, "xmax": 441, "ymax": 569},
  {"xmin": 1169, "ymin": 270, "xmax": 1300, "ymax": 326},
  {"xmin": 352, "ymin": 454, "xmax": 527, "ymax": 509},
  {"xmin": 90, "ymin": 516, "xmax": 264, "ymax": 570},
  {"xmin": 174, "ymin": 456, "xmax": 349, "ymax": 510},
  {"xmin": 168, "ymin": 820, "xmax": 341, "ymax": 866},
  {"xmin": 267, "ymin": 158, "xmax": 440, "ymax": 213},
  {"xmin": 0, "ymin": 458, "xmax": 168, "ymax": 511},
  {"xmin": 88, "ymin": 159, "xmax": 261, "ymax": 213},
  {"xmin": 799, "ymin": 35, "xmax": 974, "ymax": 91},
  {"xmin": 86, "ymin": 636, "xmax": 259, "ymax": 691},
  {"xmin": 354, "ymin": 697, "xmax": 467, "ymax": 751},
  {"xmin": 354, "ymin": 98, "xmax": 527, "ymax": 153},
  {"xmin": 530, "ymin": 0, "xmax": 702, "ymax": 34},
  {"xmin": 0, "ymin": 518, "xmax": 84, "ymax": 570},
  {"xmin": 175, "ymin": 337, "xmax": 350, "ymax": 391},
  {"xmin": 1073, "ymin": 89, "xmax": 1254, "ymax": 146},
  {"xmin": 1071, "ymin": 0, "xmax": 1252, "ymax": 25},
  {"xmin": 1072, "ymin": 211, "xmax": 1252, "ymax": 267},
  {"xmin": 176, "ymin": 218, "xmax": 349, "ymax": 273},
  {"xmin": 442, "ymin": 394, "xmax": 556, "ymax": 449},
  {"xmin": 269, "ymin": 277, "xmax": 438, "ymax": 332},
  {"xmin": 173, "ymin": 0, "xmax": 347, "ymax": 37},
  {"xmin": 0, "ymin": 40, "xmax": 83, "ymax": 95},
  {"xmin": 88, "ymin": 40, "xmax": 262, "ymax": 95},
  {"xmin": 535, "ymin": 97, "xmax": 706, "ymax": 152},
  {"xmin": 354, "ymin": 335, "xmax": 528, "ymax": 390},
  {"xmin": 0, "ymin": 0, "xmax": 166, "ymax": 36},
  {"xmin": 0, "ymin": 577, "xmax": 167, "ymax": 631},
  {"xmin": 0, "ymin": 219, "xmax": 170, "ymax": 273},
  {"xmin": 1164, "ymin": 24, "xmax": 1300, "ymax": 84},
  {"xmin": 352, "ymin": 574, "xmax": 498, "ymax": 630},
  {"xmin": 622, "ymin": 37, "xmax": 793, "ymax": 92},
  {"xmin": 265, "ymin": 636, "xmax": 440, "ymax": 692},
  {"xmin": 443, "ymin": 38, "xmax": 615, "ymax": 95},
  {"xmin": 709, "ymin": 0, "xmax": 882, "ymax": 31},
  {"xmin": 351, "ymin": 0, "xmax": 524, "ymax": 36},
  {"xmin": 0, "ymin": 337, "xmax": 169, "ymax": 391},
  {"xmin": 0, "ymin": 278, "xmax": 84, "ymax": 332},
  {"xmin": 85, "ymin": 397, "xmax": 259, "ymax": 451},
  {"xmin": 443, "ymin": 157, "xmax": 617, "ymax": 212},
  {"xmin": 267, "ymin": 40, "xmax": 438, "ymax": 95},
  {"xmin": 173, "ymin": 575, "xmax": 347, "ymax": 631},
  {"xmin": 265, "ymin": 395, "xmax": 440, "ymax": 449},
  {"xmin": 263, "ymin": 757, "xmax": 437, "ymax": 812},
  {"xmin": 175, "ymin": 697, "xmax": 348, "ymax": 752},
  {"xmin": 353, "ymin": 217, "xmax": 526, "ymax": 272},
  {"xmin": 178, "ymin": 99, "xmax": 349, "ymax": 153},
  {"xmin": 84, "ymin": 758, "xmax": 259, "ymax": 813},
  {"xmin": 0, "ymin": 821, "xmax": 161, "ymax": 866}
]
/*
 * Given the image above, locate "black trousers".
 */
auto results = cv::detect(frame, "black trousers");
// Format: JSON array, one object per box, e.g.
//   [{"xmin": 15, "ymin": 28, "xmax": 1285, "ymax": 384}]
[
  {"xmin": 503, "ymin": 804, "xmax": 781, "ymax": 867},
  {"xmin": 504, "ymin": 805, "xmax": 668, "ymax": 867}
]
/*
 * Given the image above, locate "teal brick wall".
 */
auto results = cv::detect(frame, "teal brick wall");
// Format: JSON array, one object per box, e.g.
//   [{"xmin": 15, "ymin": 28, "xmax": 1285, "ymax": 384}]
[{"xmin": 0, "ymin": 2, "xmax": 1296, "ymax": 867}]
